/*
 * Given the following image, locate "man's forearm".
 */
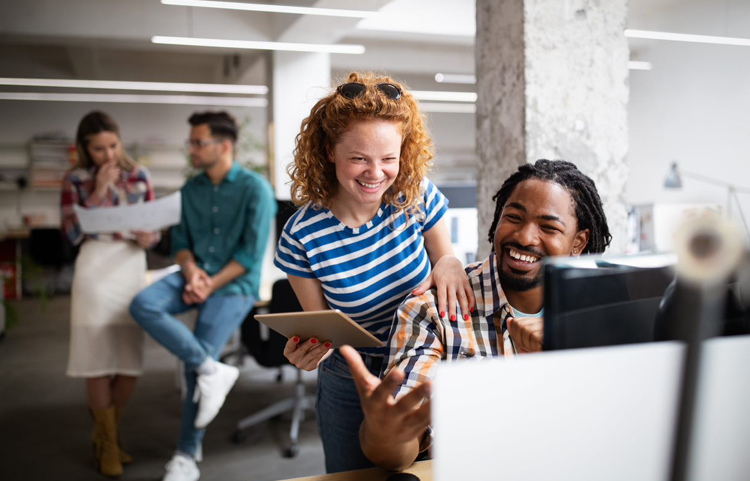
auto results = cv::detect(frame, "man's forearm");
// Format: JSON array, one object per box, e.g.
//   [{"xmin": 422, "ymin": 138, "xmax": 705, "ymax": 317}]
[
  {"xmin": 175, "ymin": 250, "xmax": 196, "ymax": 278},
  {"xmin": 210, "ymin": 260, "xmax": 247, "ymax": 292},
  {"xmin": 360, "ymin": 421, "xmax": 422, "ymax": 472}
]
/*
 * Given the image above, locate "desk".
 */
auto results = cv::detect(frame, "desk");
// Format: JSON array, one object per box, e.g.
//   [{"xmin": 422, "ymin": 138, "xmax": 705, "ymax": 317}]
[{"xmin": 280, "ymin": 461, "xmax": 432, "ymax": 481}]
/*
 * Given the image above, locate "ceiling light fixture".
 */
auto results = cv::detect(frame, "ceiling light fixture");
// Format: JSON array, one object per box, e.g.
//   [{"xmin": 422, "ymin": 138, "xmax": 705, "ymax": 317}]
[
  {"xmin": 419, "ymin": 102, "xmax": 476, "ymax": 114},
  {"xmin": 435, "ymin": 73, "xmax": 476, "ymax": 84},
  {"xmin": 410, "ymin": 90, "xmax": 477, "ymax": 102},
  {"xmin": 0, "ymin": 92, "xmax": 267, "ymax": 107},
  {"xmin": 160, "ymin": 0, "xmax": 380, "ymax": 18},
  {"xmin": 0, "ymin": 77, "xmax": 267, "ymax": 94},
  {"xmin": 625, "ymin": 29, "xmax": 750, "ymax": 47},
  {"xmin": 152, "ymin": 36, "xmax": 365, "ymax": 54},
  {"xmin": 627, "ymin": 61, "xmax": 653, "ymax": 71}
]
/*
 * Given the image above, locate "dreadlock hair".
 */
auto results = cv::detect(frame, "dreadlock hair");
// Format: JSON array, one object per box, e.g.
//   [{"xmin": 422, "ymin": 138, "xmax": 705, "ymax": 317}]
[{"xmin": 487, "ymin": 159, "xmax": 612, "ymax": 254}]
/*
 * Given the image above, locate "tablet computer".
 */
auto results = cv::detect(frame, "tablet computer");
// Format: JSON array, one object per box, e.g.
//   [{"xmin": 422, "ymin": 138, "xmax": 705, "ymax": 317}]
[{"xmin": 254, "ymin": 310, "xmax": 385, "ymax": 349}]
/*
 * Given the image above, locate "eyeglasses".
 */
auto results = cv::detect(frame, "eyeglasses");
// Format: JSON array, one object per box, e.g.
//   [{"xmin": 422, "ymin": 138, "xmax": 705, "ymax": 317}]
[
  {"xmin": 185, "ymin": 139, "xmax": 220, "ymax": 149},
  {"xmin": 337, "ymin": 82, "xmax": 402, "ymax": 101}
]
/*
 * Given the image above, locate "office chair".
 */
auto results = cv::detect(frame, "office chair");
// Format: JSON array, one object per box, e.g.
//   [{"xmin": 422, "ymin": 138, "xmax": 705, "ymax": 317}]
[{"xmin": 232, "ymin": 279, "xmax": 315, "ymax": 458}]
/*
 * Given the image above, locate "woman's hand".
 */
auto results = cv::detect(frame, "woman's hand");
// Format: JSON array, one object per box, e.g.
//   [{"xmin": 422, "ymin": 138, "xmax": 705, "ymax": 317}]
[
  {"xmin": 132, "ymin": 230, "xmax": 154, "ymax": 249},
  {"xmin": 412, "ymin": 255, "xmax": 475, "ymax": 322},
  {"xmin": 94, "ymin": 160, "xmax": 120, "ymax": 197},
  {"xmin": 283, "ymin": 335, "xmax": 333, "ymax": 371}
]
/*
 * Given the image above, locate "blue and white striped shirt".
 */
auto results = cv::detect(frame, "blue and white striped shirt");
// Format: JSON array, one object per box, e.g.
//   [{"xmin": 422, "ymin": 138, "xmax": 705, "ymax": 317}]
[{"xmin": 274, "ymin": 179, "xmax": 448, "ymax": 350}]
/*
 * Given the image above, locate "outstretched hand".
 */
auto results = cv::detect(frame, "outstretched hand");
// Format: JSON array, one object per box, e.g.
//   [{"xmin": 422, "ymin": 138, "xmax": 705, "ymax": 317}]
[
  {"xmin": 340, "ymin": 345, "xmax": 431, "ymax": 448},
  {"xmin": 411, "ymin": 256, "xmax": 475, "ymax": 323}
]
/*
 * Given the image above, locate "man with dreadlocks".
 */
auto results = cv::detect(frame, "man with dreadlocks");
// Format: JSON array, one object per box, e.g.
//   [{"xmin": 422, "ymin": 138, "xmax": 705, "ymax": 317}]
[{"xmin": 341, "ymin": 159, "xmax": 612, "ymax": 470}]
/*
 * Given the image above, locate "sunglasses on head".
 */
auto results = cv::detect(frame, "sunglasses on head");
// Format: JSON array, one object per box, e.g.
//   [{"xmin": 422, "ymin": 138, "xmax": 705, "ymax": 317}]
[{"xmin": 337, "ymin": 82, "xmax": 402, "ymax": 101}]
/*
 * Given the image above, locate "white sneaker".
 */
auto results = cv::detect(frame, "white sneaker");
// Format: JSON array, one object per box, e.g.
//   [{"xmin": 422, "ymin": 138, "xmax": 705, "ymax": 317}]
[
  {"xmin": 193, "ymin": 361, "xmax": 240, "ymax": 429},
  {"xmin": 163, "ymin": 454, "xmax": 200, "ymax": 481}
]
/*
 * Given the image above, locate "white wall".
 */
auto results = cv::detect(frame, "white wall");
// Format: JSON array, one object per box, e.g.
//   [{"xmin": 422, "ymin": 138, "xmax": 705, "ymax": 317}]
[{"xmin": 627, "ymin": 0, "xmax": 750, "ymax": 234}]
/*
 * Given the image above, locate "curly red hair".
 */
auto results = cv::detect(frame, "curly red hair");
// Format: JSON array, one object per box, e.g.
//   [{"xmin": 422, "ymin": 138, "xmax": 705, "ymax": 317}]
[{"xmin": 288, "ymin": 72, "xmax": 434, "ymax": 216}]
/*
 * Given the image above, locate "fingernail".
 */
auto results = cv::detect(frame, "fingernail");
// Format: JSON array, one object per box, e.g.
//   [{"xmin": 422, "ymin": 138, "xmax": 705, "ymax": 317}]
[
  {"xmin": 450, "ymin": 315, "xmax": 456, "ymax": 322},
  {"xmin": 324, "ymin": 342, "xmax": 332, "ymax": 348},
  {"xmin": 440, "ymin": 311, "xmax": 445, "ymax": 318},
  {"xmin": 470, "ymin": 307, "xmax": 474, "ymax": 313},
  {"xmin": 292, "ymin": 336, "xmax": 299, "ymax": 343},
  {"xmin": 463, "ymin": 314, "xmax": 469, "ymax": 321},
  {"xmin": 311, "ymin": 338, "xmax": 318, "ymax": 344}
]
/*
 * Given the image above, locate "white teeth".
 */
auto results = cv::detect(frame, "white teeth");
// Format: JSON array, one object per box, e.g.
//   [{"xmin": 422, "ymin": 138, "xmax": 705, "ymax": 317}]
[
  {"xmin": 509, "ymin": 249, "xmax": 538, "ymax": 263},
  {"xmin": 357, "ymin": 180, "xmax": 380, "ymax": 189}
]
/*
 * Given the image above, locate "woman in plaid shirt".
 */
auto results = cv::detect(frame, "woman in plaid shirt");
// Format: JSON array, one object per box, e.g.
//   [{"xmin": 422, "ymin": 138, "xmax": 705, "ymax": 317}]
[{"xmin": 61, "ymin": 111, "xmax": 158, "ymax": 478}]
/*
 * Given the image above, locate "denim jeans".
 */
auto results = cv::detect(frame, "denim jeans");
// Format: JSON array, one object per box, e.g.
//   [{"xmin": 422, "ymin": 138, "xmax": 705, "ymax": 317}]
[
  {"xmin": 316, "ymin": 350, "xmax": 383, "ymax": 473},
  {"xmin": 129, "ymin": 272, "xmax": 255, "ymax": 456}
]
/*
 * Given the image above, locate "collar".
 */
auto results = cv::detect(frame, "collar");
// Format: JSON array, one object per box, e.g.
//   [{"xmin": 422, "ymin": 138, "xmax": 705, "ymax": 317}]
[
  {"xmin": 469, "ymin": 251, "xmax": 509, "ymax": 319},
  {"xmin": 197, "ymin": 161, "xmax": 240, "ymax": 185}
]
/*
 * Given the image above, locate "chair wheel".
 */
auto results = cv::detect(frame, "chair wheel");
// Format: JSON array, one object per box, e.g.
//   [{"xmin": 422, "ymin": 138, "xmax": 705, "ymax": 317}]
[
  {"xmin": 233, "ymin": 430, "xmax": 247, "ymax": 444},
  {"xmin": 284, "ymin": 445, "xmax": 299, "ymax": 458}
]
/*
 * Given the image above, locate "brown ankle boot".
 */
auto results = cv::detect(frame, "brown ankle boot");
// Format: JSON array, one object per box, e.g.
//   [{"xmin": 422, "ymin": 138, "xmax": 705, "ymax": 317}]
[
  {"xmin": 92, "ymin": 407, "xmax": 123, "ymax": 477},
  {"xmin": 113, "ymin": 407, "xmax": 133, "ymax": 464}
]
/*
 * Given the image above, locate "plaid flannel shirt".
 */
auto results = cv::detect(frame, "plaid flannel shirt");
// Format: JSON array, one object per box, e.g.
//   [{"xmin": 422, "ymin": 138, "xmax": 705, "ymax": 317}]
[
  {"xmin": 60, "ymin": 164, "xmax": 155, "ymax": 245},
  {"xmin": 384, "ymin": 252, "xmax": 512, "ymax": 450}
]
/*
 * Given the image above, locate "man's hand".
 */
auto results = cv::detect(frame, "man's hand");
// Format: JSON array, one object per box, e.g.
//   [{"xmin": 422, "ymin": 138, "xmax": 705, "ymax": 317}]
[
  {"xmin": 411, "ymin": 255, "xmax": 475, "ymax": 323},
  {"xmin": 507, "ymin": 316, "xmax": 544, "ymax": 353},
  {"xmin": 341, "ymin": 345, "xmax": 430, "ymax": 470},
  {"xmin": 181, "ymin": 263, "xmax": 213, "ymax": 305}
]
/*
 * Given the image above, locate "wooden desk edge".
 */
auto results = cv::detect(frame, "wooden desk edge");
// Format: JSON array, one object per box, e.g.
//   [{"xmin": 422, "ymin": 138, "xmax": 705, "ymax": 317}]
[{"xmin": 278, "ymin": 460, "xmax": 432, "ymax": 481}]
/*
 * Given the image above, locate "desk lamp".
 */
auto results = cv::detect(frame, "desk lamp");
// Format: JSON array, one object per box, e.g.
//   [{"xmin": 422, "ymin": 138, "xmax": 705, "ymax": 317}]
[{"xmin": 664, "ymin": 161, "xmax": 750, "ymax": 240}]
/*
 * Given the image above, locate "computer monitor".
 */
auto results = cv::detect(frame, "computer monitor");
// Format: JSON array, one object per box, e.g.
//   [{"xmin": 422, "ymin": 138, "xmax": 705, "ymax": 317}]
[{"xmin": 543, "ymin": 253, "xmax": 676, "ymax": 351}]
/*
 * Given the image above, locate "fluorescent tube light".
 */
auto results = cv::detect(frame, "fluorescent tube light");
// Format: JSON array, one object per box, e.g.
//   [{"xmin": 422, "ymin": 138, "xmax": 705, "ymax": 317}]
[
  {"xmin": 625, "ymin": 29, "xmax": 750, "ymax": 47},
  {"xmin": 152, "ymin": 36, "xmax": 365, "ymax": 54},
  {"xmin": 0, "ymin": 78, "xmax": 267, "ymax": 94},
  {"xmin": 628, "ymin": 61, "xmax": 653, "ymax": 71},
  {"xmin": 419, "ymin": 102, "xmax": 476, "ymax": 114},
  {"xmin": 410, "ymin": 90, "xmax": 477, "ymax": 102},
  {"xmin": 435, "ymin": 73, "xmax": 477, "ymax": 84},
  {"xmin": 0, "ymin": 92, "xmax": 267, "ymax": 107},
  {"xmin": 161, "ymin": 0, "xmax": 380, "ymax": 18}
]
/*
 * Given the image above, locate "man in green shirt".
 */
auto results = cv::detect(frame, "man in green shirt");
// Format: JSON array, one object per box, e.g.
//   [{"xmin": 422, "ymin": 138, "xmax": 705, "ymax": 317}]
[{"xmin": 130, "ymin": 111, "xmax": 276, "ymax": 481}]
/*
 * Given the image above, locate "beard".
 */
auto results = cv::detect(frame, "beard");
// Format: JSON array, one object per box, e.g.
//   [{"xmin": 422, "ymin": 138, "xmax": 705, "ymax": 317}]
[{"xmin": 498, "ymin": 267, "xmax": 543, "ymax": 292}]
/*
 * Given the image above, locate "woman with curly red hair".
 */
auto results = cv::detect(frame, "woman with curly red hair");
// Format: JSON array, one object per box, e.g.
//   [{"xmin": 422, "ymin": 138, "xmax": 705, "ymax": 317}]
[{"xmin": 274, "ymin": 72, "xmax": 474, "ymax": 472}]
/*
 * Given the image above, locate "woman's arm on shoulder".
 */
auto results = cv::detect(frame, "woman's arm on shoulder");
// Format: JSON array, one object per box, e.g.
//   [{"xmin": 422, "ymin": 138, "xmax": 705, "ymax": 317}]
[{"xmin": 417, "ymin": 217, "xmax": 475, "ymax": 321}]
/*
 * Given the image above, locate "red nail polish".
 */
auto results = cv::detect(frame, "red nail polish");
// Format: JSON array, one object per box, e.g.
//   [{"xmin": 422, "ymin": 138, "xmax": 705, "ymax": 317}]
[
  {"xmin": 440, "ymin": 311, "xmax": 445, "ymax": 318},
  {"xmin": 470, "ymin": 307, "xmax": 474, "ymax": 313},
  {"xmin": 450, "ymin": 315, "xmax": 456, "ymax": 322},
  {"xmin": 292, "ymin": 336, "xmax": 299, "ymax": 343},
  {"xmin": 324, "ymin": 342, "xmax": 332, "ymax": 348},
  {"xmin": 463, "ymin": 314, "xmax": 469, "ymax": 321},
  {"xmin": 311, "ymin": 338, "xmax": 318, "ymax": 344}
]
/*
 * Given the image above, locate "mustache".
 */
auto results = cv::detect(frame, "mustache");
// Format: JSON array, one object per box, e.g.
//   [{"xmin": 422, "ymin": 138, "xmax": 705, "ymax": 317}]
[{"xmin": 501, "ymin": 242, "xmax": 544, "ymax": 259}]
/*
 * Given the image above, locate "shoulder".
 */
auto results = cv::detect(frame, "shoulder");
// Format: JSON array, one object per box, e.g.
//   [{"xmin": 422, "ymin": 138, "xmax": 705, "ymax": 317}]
[
  {"xmin": 283, "ymin": 203, "xmax": 330, "ymax": 236},
  {"xmin": 65, "ymin": 167, "xmax": 91, "ymax": 183},
  {"xmin": 129, "ymin": 164, "xmax": 151, "ymax": 180}
]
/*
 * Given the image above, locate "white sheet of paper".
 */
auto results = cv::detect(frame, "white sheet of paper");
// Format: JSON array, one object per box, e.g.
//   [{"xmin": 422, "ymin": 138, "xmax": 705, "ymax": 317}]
[{"xmin": 74, "ymin": 191, "xmax": 181, "ymax": 233}]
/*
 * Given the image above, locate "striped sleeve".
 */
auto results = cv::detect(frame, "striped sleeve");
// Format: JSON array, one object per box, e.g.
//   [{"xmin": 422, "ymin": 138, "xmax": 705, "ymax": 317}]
[
  {"xmin": 274, "ymin": 208, "xmax": 314, "ymax": 279},
  {"xmin": 420, "ymin": 179, "xmax": 448, "ymax": 232}
]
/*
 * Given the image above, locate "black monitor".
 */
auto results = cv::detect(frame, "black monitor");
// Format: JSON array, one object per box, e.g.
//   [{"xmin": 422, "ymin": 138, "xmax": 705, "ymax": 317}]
[{"xmin": 543, "ymin": 253, "xmax": 676, "ymax": 351}]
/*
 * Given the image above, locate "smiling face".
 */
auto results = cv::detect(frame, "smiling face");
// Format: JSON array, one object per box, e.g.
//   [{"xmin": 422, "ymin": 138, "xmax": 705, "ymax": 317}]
[
  {"xmin": 86, "ymin": 131, "xmax": 122, "ymax": 167},
  {"xmin": 494, "ymin": 179, "xmax": 590, "ymax": 292},
  {"xmin": 328, "ymin": 119, "xmax": 402, "ymax": 209}
]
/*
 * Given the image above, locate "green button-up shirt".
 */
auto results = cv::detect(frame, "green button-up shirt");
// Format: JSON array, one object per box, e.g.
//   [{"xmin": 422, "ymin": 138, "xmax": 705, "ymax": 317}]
[{"xmin": 171, "ymin": 162, "xmax": 276, "ymax": 298}]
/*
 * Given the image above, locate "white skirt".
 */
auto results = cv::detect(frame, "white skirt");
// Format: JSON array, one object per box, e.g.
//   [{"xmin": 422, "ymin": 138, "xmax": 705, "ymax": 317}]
[{"xmin": 67, "ymin": 239, "xmax": 147, "ymax": 377}]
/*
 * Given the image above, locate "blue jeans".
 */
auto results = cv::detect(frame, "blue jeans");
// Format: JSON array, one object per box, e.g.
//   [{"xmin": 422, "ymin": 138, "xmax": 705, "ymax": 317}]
[
  {"xmin": 316, "ymin": 350, "xmax": 383, "ymax": 473},
  {"xmin": 129, "ymin": 272, "xmax": 255, "ymax": 456}
]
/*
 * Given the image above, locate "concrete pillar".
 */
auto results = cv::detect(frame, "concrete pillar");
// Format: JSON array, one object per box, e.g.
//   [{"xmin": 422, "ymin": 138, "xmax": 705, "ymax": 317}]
[
  {"xmin": 268, "ymin": 51, "xmax": 330, "ymax": 200},
  {"xmin": 476, "ymin": 0, "xmax": 629, "ymax": 258}
]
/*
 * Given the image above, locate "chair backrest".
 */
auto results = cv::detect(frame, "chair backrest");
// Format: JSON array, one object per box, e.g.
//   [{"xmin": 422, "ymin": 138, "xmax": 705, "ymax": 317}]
[{"xmin": 241, "ymin": 279, "xmax": 303, "ymax": 368}]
